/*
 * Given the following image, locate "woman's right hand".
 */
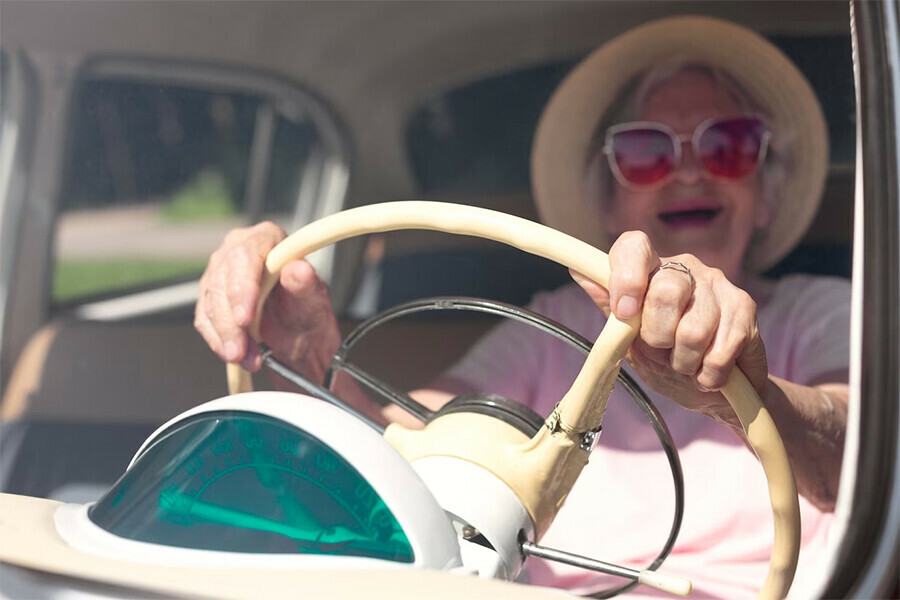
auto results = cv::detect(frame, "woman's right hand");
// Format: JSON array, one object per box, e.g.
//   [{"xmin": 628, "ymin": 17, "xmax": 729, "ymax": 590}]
[{"xmin": 194, "ymin": 221, "xmax": 342, "ymax": 384}]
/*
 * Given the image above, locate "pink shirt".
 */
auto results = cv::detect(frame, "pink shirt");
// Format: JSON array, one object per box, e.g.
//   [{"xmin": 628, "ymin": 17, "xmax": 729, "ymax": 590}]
[{"xmin": 443, "ymin": 274, "xmax": 850, "ymax": 598}]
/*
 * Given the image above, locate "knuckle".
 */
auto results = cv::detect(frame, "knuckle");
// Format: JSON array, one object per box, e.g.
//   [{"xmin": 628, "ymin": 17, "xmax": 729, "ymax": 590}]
[
  {"xmin": 671, "ymin": 359, "xmax": 697, "ymax": 376},
  {"xmin": 703, "ymin": 351, "xmax": 732, "ymax": 375},
  {"xmin": 708, "ymin": 267, "xmax": 727, "ymax": 285},
  {"xmin": 735, "ymin": 290, "xmax": 758, "ymax": 317},
  {"xmin": 620, "ymin": 230, "xmax": 650, "ymax": 246},
  {"xmin": 669, "ymin": 252, "xmax": 697, "ymax": 266},
  {"xmin": 224, "ymin": 243, "xmax": 254, "ymax": 270},
  {"xmin": 228, "ymin": 280, "xmax": 250, "ymax": 305},
  {"xmin": 621, "ymin": 232, "xmax": 654, "ymax": 258},
  {"xmin": 223, "ymin": 226, "xmax": 251, "ymax": 245},
  {"xmin": 611, "ymin": 231, "xmax": 652, "ymax": 261},
  {"xmin": 641, "ymin": 325, "xmax": 674, "ymax": 349},
  {"xmin": 698, "ymin": 360, "xmax": 727, "ymax": 382},
  {"xmin": 252, "ymin": 220, "xmax": 286, "ymax": 240},
  {"xmin": 676, "ymin": 324, "xmax": 709, "ymax": 351},
  {"xmin": 648, "ymin": 276, "xmax": 685, "ymax": 303}
]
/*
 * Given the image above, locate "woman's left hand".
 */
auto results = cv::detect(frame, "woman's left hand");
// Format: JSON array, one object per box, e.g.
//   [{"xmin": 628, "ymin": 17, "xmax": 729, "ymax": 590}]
[{"xmin": 571, "ymin": 230, "xmax": 769, "ymax": 423}]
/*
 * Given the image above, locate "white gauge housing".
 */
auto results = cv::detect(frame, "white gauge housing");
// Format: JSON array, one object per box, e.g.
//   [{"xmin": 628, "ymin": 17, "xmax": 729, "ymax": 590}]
[{"xmin": 55, "ymin": 392, "xmax": 463, "ymax": 572}]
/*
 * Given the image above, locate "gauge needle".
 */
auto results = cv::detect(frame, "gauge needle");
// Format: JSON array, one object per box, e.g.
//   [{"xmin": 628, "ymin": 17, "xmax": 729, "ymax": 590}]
[
  {"xmin": 159, "ymin": 490, "xmax": 368, "ymax": 547},
  {"xmin": 235, "ymin": 420, "xmax": 322, "ymax": 532}
]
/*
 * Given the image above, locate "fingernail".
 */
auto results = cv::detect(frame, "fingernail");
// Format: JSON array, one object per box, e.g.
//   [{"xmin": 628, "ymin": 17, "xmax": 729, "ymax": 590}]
[
  {"xmin": 698, "ymin": 384, "xmax": 713, "ymax": 393},
  {"xmin": 616, "ymin": 295, "xmax": 640, "ymax": 319},
  {"xmin": 233, "ymin": 304, "xmax": 248, "ymax": 326},
  {"xmin": 241, "ymin": 346, "xmax": 261, "ymax": 372}
]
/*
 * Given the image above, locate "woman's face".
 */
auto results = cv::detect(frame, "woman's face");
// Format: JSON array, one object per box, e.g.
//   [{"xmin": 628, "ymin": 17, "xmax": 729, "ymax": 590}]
[{"xmin": 604, "ymin": 69, "xmax": 772, "ymax": 283}]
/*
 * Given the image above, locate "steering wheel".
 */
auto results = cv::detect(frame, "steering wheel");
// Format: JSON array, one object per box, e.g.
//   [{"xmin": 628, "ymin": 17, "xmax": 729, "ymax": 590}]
[
  {"xmin": 328, "ymin": 295, "xmax": 687, "ymax": 598},
  {"xmin": 226, "ymin": 201, "xmax": 800, "ymax": 600}
]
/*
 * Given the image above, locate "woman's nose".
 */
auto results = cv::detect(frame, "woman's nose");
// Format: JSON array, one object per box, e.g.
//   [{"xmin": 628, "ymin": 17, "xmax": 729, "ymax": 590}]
[{"xmin": 673, "ymin": 139, "xmax": 702, "ymax": 184}]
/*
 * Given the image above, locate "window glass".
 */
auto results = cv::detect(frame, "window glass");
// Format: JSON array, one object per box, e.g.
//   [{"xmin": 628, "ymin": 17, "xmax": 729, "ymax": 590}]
[
  {"xmin": 396, "ymin": 34, "xmax": 855, "ymax": 307},
  {"xmin": 89, "ymin": 411, "xmax": 414, "ymax": 562},
  {"xmin": 264, "ymin": 111, "xmax": 321, "ymax": 219},
  {"xmin": 406, "ymin": 35, "xmax": 854, "ymax": 195},
  {"xmin": 53, "ymin": 77, "xmax": 327, "ymax": 304},
  {"xmin": 771, "ymin": 35, "xmax": 856, "ymax": 168},
  {"xmin": 406, "ymin": 60, "xmax": 575, "ymax": 195}
]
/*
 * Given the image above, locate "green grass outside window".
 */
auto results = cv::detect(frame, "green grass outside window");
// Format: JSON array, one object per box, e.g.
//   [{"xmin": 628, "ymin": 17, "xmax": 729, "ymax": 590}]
[{"xmin": 53, "ymin": 258, "xmax": 208, "ymax": 303}]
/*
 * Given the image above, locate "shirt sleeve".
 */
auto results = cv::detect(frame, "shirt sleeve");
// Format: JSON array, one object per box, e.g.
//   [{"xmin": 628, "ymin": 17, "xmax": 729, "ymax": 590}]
[
  {"xmin": 438, "ymin": 313, "xmax": 547, "ymax": 406},
  {"xmin": 438, "ymin": 285, "xmax": 592, "ymax": 407},
  {"xmin": 762, "ymin": 275, "xmax": 851, "ymax": 385}
]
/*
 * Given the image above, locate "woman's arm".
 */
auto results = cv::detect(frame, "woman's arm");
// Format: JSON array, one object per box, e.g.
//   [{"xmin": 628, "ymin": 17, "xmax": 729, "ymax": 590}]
[
  {"xmin": 712, "ymin": 375, "xmax": 847, "ymax": 512},
  {"xmin": 573, "ymin": 230, "xmax": 848, "ymax": 511}
]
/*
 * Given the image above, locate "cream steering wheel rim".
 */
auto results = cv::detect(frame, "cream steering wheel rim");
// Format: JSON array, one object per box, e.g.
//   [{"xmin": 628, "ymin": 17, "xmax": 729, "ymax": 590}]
[{"xmin": 225, "ymin": 201, "xmax": 800, "ymax": 600}]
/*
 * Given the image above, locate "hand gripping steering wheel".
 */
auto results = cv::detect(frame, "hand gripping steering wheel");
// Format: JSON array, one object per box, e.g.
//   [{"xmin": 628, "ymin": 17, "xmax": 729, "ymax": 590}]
[{"xmin": 226, "ymin": 201, "xmax": 800, "ymax": 600}]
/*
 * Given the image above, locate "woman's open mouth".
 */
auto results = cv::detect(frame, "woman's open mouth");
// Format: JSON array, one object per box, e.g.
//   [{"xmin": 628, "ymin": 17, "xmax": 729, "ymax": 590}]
[{"xmin": 658, "ymin": 207, "xmax": 723, "ymax": 227}]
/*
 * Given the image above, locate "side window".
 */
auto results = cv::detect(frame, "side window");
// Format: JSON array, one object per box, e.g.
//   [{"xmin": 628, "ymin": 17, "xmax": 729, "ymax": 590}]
[
  {"xmin": 375, "ymin": 60, "xmax": 577, "ymax": 313},
  {"xmin": 53, "ymin": 67, "xmax": 344, "ymax": 306},
  {"xmin": 407, "ymin": 60, "xmax": 575, "ymax": 196},
  {"xmin": 400, "ymin": 35, "xmax": 854, "ymax": 302}
]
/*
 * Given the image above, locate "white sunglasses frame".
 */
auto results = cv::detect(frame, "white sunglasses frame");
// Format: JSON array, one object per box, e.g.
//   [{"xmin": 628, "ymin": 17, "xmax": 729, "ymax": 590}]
[{"xmin": 602, "ymin": 115, "xmax": 772, "ymax": 191}]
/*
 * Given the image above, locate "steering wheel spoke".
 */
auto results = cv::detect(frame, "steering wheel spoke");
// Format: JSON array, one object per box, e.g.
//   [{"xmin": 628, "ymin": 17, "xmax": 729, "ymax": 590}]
[
  {"xmin": 327, "ymin": 355, "xmax": 436, "ymax": 424},
  {"xmin": 259, "ymin": 346, "xmax": 385, "ymax": 433}
]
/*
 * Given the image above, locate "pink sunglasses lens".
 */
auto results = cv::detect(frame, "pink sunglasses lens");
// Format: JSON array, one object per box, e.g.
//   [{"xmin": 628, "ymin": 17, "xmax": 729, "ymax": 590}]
[
  {"xmin": 697, "ymin": 117, "xmax": 766, "ymax": 178},
  {"xmin": 610, "ymin": 128, "xmax": 677, "ymax": 186}
]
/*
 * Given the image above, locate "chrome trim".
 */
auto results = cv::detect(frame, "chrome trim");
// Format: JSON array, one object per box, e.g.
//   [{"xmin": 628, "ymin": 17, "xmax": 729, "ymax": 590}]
[
  {"xmin": 71, "ymin": 280, "xmax": 199, "ymax": 321},
  {"xmin": 821, "ymin": 2, "xmax": 900, "ymax": 597},
  {"xmin": 0, "ymin": 52, "xmax": 38, "ymax": 387}
]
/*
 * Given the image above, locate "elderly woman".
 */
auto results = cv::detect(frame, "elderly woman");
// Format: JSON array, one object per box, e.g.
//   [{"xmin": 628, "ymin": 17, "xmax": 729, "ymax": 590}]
[{"xmin": 195, "ymin": 16, "xmax": 848, "ymax": 598}]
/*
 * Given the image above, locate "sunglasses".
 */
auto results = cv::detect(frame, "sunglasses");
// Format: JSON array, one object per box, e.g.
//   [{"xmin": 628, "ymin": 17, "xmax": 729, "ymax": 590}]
[{"xmin": 603, "ymin": 116, "xmax": 771, "ymax": 189}]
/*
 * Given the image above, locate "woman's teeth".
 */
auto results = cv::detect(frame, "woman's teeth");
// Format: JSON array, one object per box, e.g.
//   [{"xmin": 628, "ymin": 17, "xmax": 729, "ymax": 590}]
[{"xmin": 659, "ymin": 208, "xmax": 722, "ymax": 225}]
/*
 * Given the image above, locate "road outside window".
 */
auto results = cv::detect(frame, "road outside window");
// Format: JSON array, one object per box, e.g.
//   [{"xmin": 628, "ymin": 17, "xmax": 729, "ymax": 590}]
[{"xmin": 53, "ymin": 78, "xmax": 322, "ymax": 305}]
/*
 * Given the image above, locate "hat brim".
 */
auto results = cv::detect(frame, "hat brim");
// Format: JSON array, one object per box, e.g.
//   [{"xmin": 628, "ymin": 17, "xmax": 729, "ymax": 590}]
[{"xmin": 531, "ymin": 15, "xmax": 829, "ymax": 273}]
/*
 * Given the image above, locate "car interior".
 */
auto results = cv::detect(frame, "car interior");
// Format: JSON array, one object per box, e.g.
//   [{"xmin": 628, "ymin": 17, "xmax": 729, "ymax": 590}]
[
  {"xmin": 0, "ymin": 0, "xmax": 855, "ymax": 498},
  {"xmin": 1, "ymin": 1, "xmax": 897, "ymax": 598}
]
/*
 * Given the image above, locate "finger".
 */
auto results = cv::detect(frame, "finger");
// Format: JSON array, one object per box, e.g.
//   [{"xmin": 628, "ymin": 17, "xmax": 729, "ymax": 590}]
[
  {"xmin": 670, "ymin": 284, "xmax": 719, "ymax": 376},
  {"xmin": 608, "ymin": 231, "xmax": 660, "ymax": 320},
  {"xmin": 203, "ymin": 282, "xmax": 250, "ymax": 363},
  {"xmin": 194, "ymin": 304, "xmax": 225, "ymax": 358},
  {"xmin": 640, "ymin": 266, "xmax": 695, "ymax": 348},
  {"xmin": 269, "ymin": 260, "xmax": 332, "ymax": 331},
  {"xmin": 224, "ymin": 222, "xmax": 285, "ymax": 327},
  {"xmin": 629, "ymin": 340, "xmax": 674, "ymax": 371},
  {"xmin": 222, "ymin": 243, "xmax": 263, "ymax": 328},
  {"xmin": 195, "ymin": 300, "xmax": 254, "ymax": 369},
  {"xmin": 570, "ymin": 269, "xmax": 610, "ymax": 314},
  {"xmin": 696, "ymin": 288, "xmax": 759, "ymax": 391},
  {"xmin": 240, "ymin": 341, "xmax": 263, "ymax": 372},
  {"xmin": 735, "ymin": 333, "xmax": 769, "ymax": 398}
]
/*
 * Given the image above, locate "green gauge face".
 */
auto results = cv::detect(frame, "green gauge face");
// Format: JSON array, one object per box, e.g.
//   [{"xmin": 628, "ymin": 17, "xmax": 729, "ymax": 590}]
[{"xmin": 89, "ymin": 411, "xmax": 414, "ymax": 563}]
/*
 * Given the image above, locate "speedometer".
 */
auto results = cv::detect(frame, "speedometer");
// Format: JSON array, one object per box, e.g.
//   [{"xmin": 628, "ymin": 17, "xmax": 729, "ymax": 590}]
[
  {"xmin": 90, "ymin": 411, "xmax": 413, "ymax": 562},
  {"xmin": 54, "ymin": 392, "xmax": 461, "ymax": 572}
]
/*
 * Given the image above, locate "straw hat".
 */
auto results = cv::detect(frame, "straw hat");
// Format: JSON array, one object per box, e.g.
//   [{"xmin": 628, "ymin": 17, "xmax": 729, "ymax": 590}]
[{"xmin": 531, "ymin": 15, "xmax": 829, "ymax": 273}]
